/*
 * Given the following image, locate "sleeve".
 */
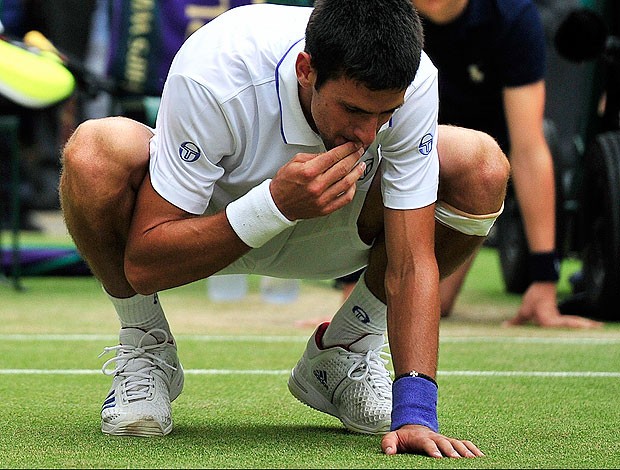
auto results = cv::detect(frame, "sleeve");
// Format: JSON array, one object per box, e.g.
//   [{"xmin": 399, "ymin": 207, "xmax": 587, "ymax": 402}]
[
  {"xmin": 499, "ymin": 3, "xmax": 546, "ymax": 87},
  {"xmin": 378, "ymin": 54, "xmax": 440, "ymax": 210},
  {"xmin": 149, "ymin": 73, "xmax": 235, "ymax": 215}
]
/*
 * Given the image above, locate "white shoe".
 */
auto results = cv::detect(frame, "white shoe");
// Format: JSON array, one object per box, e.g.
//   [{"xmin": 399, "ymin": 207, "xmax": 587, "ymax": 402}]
[
  {"xmin": 99, "ymin": 328, "xmax": 184, "ymax": 437},
  {"xmin": 288, "ymin": 322, "xmax": 392, "ymax": 434}
]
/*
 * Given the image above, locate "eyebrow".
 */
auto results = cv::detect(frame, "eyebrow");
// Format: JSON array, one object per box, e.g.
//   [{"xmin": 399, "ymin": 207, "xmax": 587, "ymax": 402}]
[{"xmin": 344, "ymin": 102, "xmax": 404, "ymax": 115}]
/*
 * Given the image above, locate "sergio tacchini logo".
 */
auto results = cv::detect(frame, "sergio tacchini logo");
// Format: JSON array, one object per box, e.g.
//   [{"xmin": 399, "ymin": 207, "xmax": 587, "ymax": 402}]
[
  {"xmin": 179, "ymin": 141, "xmax": 201, "ymax": 162},
  {"xmin": 418, "ymin": 133, "xmax": 433, "ymax": 156}
]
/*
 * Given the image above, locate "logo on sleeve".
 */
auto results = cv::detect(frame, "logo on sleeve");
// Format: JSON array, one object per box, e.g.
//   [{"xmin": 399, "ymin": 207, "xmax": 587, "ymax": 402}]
[
  {"xmin": 418, "ymin": 133, "xmax": 433, "ymax": 156},
  {"xmin": 179, "ymin": 141, "xmax": 201, "ymax": 162}
]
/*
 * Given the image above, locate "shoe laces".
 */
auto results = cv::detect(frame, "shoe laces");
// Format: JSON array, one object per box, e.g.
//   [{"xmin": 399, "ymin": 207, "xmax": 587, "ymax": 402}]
[
  {"xmin": 99, "ymin": 328, "xmax": 177, "ymax": 402},
  {"xmin": 346, "ymin": 343, "xmax": 392, "ymax": 397}
]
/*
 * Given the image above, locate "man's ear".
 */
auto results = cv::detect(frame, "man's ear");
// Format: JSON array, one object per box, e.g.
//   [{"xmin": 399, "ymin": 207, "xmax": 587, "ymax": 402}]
[{"xmin": 295, "ymin": 52, "xmax": 316, "ymax": 89}]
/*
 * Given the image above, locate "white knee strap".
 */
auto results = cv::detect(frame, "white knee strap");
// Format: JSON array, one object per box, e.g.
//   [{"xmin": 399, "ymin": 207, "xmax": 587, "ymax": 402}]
[{"xmin": 434, "ymin": 201, "xmax": 504, "ymax": 236}]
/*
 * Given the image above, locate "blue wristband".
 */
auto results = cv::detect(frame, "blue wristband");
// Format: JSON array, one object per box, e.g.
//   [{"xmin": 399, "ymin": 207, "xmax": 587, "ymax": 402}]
[{"xmin": 391, "ymin": 376, "xmax": 439, "ymax": 432}]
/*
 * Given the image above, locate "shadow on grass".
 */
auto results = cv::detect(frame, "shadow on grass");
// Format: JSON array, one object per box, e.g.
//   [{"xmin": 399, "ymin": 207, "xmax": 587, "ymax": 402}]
[{"xmin": 79, "ymin": 422, "xmax": 390, "ymax": 467}]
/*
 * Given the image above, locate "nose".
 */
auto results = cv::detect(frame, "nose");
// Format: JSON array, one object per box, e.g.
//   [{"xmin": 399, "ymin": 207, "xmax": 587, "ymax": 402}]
[{"xmin": 353, "ymin": 116, "xmax": 381, "ymax": 148}]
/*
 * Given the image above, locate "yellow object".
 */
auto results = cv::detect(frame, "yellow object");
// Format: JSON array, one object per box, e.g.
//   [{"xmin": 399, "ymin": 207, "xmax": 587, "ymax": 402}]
[
  {"xmin": 23, "ymin": 30, "xmax": 60, "ymax": 57},
  {"xmin": 0, "ymin": 35, "xmax": 75, "ymax": 109}
]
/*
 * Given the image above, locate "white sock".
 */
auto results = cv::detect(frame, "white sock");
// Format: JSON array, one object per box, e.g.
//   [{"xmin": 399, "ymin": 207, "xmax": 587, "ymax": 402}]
[
  {"xmin": 106, "ymin": 291, "xmax": 172, "ymax": 339},
  {"xmin": 322, "ymin": 272, "xmax": 387, "ymax": 348}
]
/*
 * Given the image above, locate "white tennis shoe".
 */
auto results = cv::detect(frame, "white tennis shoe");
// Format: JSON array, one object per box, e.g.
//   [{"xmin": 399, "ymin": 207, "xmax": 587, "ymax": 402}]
[
  {"xmin": 99, "ymin": 328, "xmax": 184, "ymax": 437},
  {"xmin": 288, "ymin": 322, "xmax": 392, "ymax": 434}
]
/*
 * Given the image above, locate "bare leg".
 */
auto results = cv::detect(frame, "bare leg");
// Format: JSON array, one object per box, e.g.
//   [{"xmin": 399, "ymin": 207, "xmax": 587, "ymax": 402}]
[
  {"xmin": 59, "ymin": 117, "xmax": 153, "ymax": 298},
  {"xmin": 63, "ymin": 122, "xmax": 182, "ymax": 439},
  {"xmin": 433, "ymin": 125, "xmax": 508, "ymax": 275},
  {"xmin": 438, "ymin": 252, "xmax": 476, "ymax": 317},
  {"xmin": 300, "ymin": 125, "xmax": 508, "ymax": 331},
  {"xmin": 361, "ymin": 125, "xmax": 509, "ymax": 303}
]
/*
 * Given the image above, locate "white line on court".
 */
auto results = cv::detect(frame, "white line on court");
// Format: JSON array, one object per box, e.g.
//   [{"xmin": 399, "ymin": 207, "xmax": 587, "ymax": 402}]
[
  {"xmin": 1, "ymin": 369, "xmax": 619, "ymax": 378},
  {"xmin": 1, "ymin": 334, "xmax": 620, "ymax": 344}
]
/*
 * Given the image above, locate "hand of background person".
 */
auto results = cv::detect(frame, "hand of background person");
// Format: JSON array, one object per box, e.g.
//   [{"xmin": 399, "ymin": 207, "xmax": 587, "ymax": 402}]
[
  {"xmin": 502, "ymin": 282, "xmax": 604, "ymax": 329},
  {"xmin": 270, "ymin": 142, "xmax": 365, "ymax": 220},
  {"xmin": 381, "ymin": 424, "xmax": 484, "ymax": 458}
]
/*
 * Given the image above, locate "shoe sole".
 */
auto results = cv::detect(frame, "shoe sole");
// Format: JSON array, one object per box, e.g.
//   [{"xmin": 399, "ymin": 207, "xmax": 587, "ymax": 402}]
[
  {"xmin": 288, "ymin": 366, "xmax": 388, "ymax": 435},
  {"xmin": 102, "ymin": 418, "xmax": 172, "ymax": 437}
]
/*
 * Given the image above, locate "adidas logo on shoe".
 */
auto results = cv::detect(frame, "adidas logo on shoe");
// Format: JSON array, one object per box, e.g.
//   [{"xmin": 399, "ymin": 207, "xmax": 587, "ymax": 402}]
[
  {"xmin": 288, "ymin": 322, "xmax": 392, "ymax": 435},
  {"xmin": 101, "ymin": 390, "xmax": 115, "ymax": 411},
  {"xmin": 313, "ymin": 369, "xmax": 328, "ymax": 389}
]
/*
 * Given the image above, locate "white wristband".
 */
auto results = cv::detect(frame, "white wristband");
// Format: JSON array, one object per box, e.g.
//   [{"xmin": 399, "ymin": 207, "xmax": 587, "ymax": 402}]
[{"xmin": 226, "ymin": 179, "xmax": 297, "ymax": 248}]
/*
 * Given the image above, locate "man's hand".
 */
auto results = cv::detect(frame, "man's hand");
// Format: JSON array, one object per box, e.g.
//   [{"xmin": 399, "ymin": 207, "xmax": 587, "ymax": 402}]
[
  {"xmin": 503, "ymin": 282, "xmax": 604, "ymax": 329},
  {"xmin": 381, "ymin": 424, "xmax": 484, "ymax": 458},
  {"xmin": 270, "ymin": 142, "xmax": 366, "ymax": 220}
]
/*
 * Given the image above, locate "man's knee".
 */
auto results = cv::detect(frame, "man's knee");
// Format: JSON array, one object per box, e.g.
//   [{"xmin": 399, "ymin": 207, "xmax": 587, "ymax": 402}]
[
  {"xmin": 470, "ymin": 130, "xmax": 510, "ymax": 205},
  {"xmin": 62, "ymin": 119, "xmax": 108, "ymax": 184},
  {"xmin": 438, "ymin": 125, "xmax": 510, "ymax": 214},
  {"xmin": 61, "ymin": 117, "xmax": 152, "ymax": 197}
]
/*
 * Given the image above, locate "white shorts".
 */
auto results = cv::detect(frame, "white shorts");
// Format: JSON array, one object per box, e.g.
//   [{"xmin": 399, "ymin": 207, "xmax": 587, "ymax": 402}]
[{"xmin": 217, "ymin": 188, "xmax": 372, "ymax": 280}]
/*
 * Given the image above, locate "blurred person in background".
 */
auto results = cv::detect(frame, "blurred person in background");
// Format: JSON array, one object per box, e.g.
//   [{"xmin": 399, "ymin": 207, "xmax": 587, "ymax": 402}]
[
  {"xmin": 412, "ymin": 0, "xmax": 602, "ymax": 328},
  {"xmin": 334, "ymin": 0, "xmax": 603, "ymax": 329}
]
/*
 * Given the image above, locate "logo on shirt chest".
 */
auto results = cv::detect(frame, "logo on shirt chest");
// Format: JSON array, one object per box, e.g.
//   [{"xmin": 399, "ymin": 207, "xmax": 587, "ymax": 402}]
[
  {"xmin": 468, "ymin": 64, "xmax": 485, "ymax": 84},
  {"xmin": 358, "ymin": 156, "xmax": 375, "ymax": 181},
  {"xmin": 179, "ymin": 141, "xmax": 201, "ymax": 162}
]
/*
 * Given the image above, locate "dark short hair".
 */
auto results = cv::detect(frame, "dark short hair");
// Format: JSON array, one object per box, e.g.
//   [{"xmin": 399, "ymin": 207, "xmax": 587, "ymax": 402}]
[{"xmin": 305, "ymin": 0, "xmax": 424, "ymax": 91}]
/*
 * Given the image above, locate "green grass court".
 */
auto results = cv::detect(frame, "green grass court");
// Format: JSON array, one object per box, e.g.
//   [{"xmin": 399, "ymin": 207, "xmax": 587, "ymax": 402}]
[{"xmin": 1, "ymin": 231, "xmax": 619, "ymax": 468}]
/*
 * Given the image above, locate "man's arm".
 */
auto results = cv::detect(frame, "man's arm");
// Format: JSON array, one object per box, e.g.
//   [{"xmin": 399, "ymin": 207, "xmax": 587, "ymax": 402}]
[
  {"xmin": 503, "ymin": 81, "xmax": 555, "ymax": 255},
  {"xmin": 383, "ymin": 205, "xmax": 439, "ymax": 379},
  {"xmin": 379, "ymin": 204, "xmax": 483, "ymax": 458},
  {"xmin": 124, "ymin": 174, "xmax": 250, "ymax": 294},
  {"xmin": 502, "ymin": 81, "xmax": 602, "ymax": 328},
  {"xmin": 124, "ymin": 142, "xmax": 366, "ymax": 294}
]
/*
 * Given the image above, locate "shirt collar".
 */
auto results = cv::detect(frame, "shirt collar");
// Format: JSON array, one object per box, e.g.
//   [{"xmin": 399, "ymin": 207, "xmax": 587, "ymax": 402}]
[
  {"xmin": 275, "ymin": 38, "xmax": 392, "ymax": 146},
  {"xmin": 275, "ymin": 38, "xmax": 324, "ymax": 147}
]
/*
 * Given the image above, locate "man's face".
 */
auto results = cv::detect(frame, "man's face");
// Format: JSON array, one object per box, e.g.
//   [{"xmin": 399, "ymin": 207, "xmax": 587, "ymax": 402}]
[{"xmin": 309, "ymin": 76, "xmax": 405, "ymax": 152}]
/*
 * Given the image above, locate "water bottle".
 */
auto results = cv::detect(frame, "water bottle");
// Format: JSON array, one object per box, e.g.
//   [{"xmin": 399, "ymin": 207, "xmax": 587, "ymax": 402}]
[
  {"xmin": 206, "ymin": 274, "xmax": 248, "ymax": 302},
  {"xmin": 260, "ymin": 276, "xmax": 300, "ymax": 304}
]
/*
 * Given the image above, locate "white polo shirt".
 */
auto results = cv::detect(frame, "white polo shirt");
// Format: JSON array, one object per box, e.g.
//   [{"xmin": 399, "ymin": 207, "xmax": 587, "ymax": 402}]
[{"xmin": 149, "ymin": 3, "xmax": 440, "ymax": 219}]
